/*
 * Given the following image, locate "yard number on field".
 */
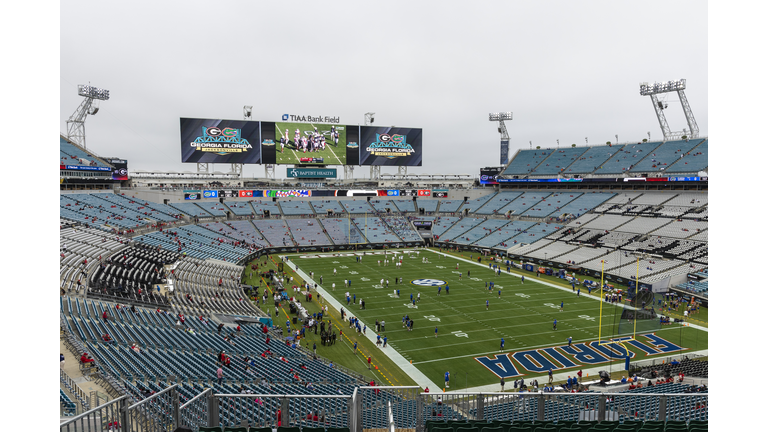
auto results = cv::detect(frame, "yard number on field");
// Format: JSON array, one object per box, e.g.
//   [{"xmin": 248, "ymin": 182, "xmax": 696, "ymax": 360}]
[
  {"xmin": 424, "ymin": 315, "xmax": 440, "ymax": 322},
  {"xmin": 452, "ymin": 330, "xmax": 469, "ymax": 338}
]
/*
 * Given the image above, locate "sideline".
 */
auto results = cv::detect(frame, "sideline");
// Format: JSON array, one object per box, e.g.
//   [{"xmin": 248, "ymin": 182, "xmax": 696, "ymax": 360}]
[{"xmin": 281, "ymin": 255, "xmax": 439, "ymax": 391}]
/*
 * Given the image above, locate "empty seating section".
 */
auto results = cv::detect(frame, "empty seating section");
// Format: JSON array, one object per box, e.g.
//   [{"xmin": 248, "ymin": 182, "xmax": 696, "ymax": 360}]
[
  {"xmin": 475, "ymin": 220, "xmax": 537, "ymax": 248},
  {"xmin": 661, "ymin": 193, "xmax": 708, "ymax": 207},
  {"xmin": 173, "ymin": 258, "xmax": 254, "ymax": 315},
  {"xmin": 629, "ymin": 193, "xmax": 674, "ymax": 207},
  {"xmin": 279, "ymin": 200, "xmax": 315, "ymax": 216},
  {"xmin": 286, "ymin": 219, "xmax": 331, "ymax": 246},
  {"xmin": 609, "ymin": 258, "xmax": 688, "ymax": 283},
  {"xmin": 392, "ymin": 199, "xmax": 416, "ymax": 212},
  {"xmin": 676, "ymin": 279, "xmax": 709, "ymax": 297},
  {"xmin": 92, "ymin": 193, "xmax": 181, "ymax": 222},
  {"xmin": 506, "ymin": 222, "xmax": 562, "ymax": 245},
  {"xmin": 252, "ymin": 220, "xmax": 296, "ymax": 247},
  {"xmin": 608, "ymin": 382, "xmax": 708, "ymax": 422},
  {"xmin": 496, "ymin": 192, "xmax": 551, "ymax": 216},
  {"xmin": 135, "ymin": 226, "xmax": 251, "ymax": 262},
  {"xmin": 436, "ymin": 200, "xmax": 463, "ymax": 213},
  {"xmin": 416, "ymin": 199, "xmax": 439, "ymax": 213},
  {"xmin": 521, "ymin": 192, "xmax": 582, "ymax": 218},
  {"xmin": 438, "ymin": 218, "xmax": 486, "ymax": 242},
  {"xmin": 195, "ymin": 222, "xmax": 265, "ymax": 248},
  {"xmin": 566, "ymin": 213, "xmax": 600, "ymax": 227},
  {"xmin": 528, "ymin": 147, "xmax": 589, "ymax": 176},
  {"xmin": 613, "ymin": 217, "xmax": 673, "ymax": 235},
  {"xmin": 581, "ymin": 215, "xmax": 633, "ymax": 231},
  {"xmin": 462, "ymin": 193, "xmax": 497, "ymax": 214},
  {"xmin": 61, "ymin": 194, "xmax": 155, "ymax": 228},
  {"xmin": 169, "ymin": 202, "xmax": 213, "ymax": 218},
  {"xmin": 320, "ymin": 218, "xmax": 366, "ymax": 245},
  {"xmin": 649, "ymin": 220, "xmax": 707, "ymax": 239},
  {"xmin": 224, "ymin": 201, "xmax": 254, "ymax": 216},
  {"xmin": 60, "ymin": 136, "xmax": 110, "ymax": 167},
  {"xmin": 452, "ymin": 219, "xmax": 512, "ymax": 245},
  {"xmin": 472, "ymin": 192, "xmax": 522, "ymax": 215},
  {"xmin": 382, "ymin": 216, "xmax": 422, "ymax": 241},
  {"xmin": 251, "ymin": 200, "xmax": 281, "ymax": 217},
  {"xmin": 340, "ymin": 200, "xmax": 375, "ymax": 214},
  {"xmin": 431, "ymin": 217, "xmax": 461, "ymax": 237},
  {"xmin": 225, "ymin": 220, "xmax": 269, "ymax": 247},
  {"xmin": 628, "ymin": 139, "xmax": 705, "ymax": 173},
  {"xmin": 311, "ymin": 200, "xmax": 346, "ymax": 215},
  {"xmin": 596, "ymin": 231, "xmax": 637, "ymax": 248},
  {"xmin": 196, "ymin": 202, "xmax": 229, "ymax": 217},
  {"xmin": 501, "ymin": 149, "xmax": 551, "ymax": 175},
  {"xmin": 564, "ymin": 145, "xmax": 625, "ymax": 174},
  {"xmin": 592, "ymin": 142, "xmax": 660, "ymax": 174},
  {"xmin": 525, "ymin": 241, "xmax": 580, "ymax": 260},
  {"xmin": 352, "ymin": 216, "xmax": 401, "ymax": 243},
  {"xmin": 369, "ymin": 199, "xmax": 398, "ymax": 213},
  {"xmin": 666, "ymin": 139, "xmax": 708, "ymax": 173},
  {"xmin": 555, "ymin": 246, "xmax": 611, "ymax": 265},
  {"xmin": 553, "ymin": 192, "xmax": 615, "ymax": 219}
]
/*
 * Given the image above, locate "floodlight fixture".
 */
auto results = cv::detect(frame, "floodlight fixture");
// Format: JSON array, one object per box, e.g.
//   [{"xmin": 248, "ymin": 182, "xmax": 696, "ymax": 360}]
[
  {"xmin": 639, "ymin": 78, "xmax": 699, "ymax": 141},
  {"xmin": 243, "ymin": 105, "xmax": 253, "ymax": 119},
  {"xmin": 364, "ymin": 112, "xmax": 375, "ymax": 125},
  {"xmin": 78, "ymin": 84, "xmax": 110, "ymax": 101},
  {"xmin": 489, "ymin": 112, "xmax": 513, "ymax": 121}
]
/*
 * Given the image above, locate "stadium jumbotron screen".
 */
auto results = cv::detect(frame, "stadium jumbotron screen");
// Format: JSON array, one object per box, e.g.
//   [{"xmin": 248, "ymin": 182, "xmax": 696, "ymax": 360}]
[
  {"xmin": 261, "ymin": 121, "xmax": 349, "ymax": 165},
  {"xmin": 359, "ymin": 126, "xmax": 422, "ymax": 166},
  {"xmin": 180, "ymin": 118, "xmax": 261, "ymax": 164}
]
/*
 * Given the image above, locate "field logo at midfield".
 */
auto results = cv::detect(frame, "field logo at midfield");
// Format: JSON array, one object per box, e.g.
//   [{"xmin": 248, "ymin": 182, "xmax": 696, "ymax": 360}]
[{"xmin": 411, "ymin": 279, "xmax": 446, "ymax": 287}]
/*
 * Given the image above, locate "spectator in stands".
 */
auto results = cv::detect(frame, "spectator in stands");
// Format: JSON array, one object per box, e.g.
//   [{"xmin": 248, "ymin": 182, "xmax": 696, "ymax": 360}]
[
  {"xmin": 80, "ymin": 352, "xmax": 95, "ymax": 364},
  {"xmin": 60, "ymin": 353, "xmax": 65, "ymax": 368}
]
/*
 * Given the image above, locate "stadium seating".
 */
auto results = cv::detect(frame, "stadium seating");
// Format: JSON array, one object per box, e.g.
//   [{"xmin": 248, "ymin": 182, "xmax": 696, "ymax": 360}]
[
  {"xmin": 369, "ymin": 199, "xmax": 399, "ymax": 213},
  {"xmin": 352, "ymin": 216, "xmax": 401, "ymax": 243},
  {"xmin": 563, "ymin": 145, "xmax": 625, "ymax": 174},
  {"xmin": 665, "ymin": 139, "xmax": 708, "ymax": 173},
  {"xmin": 286, "ymin": 219, "xmax": 332, "ymax": 246},
  {"xmin": 224, "ymin": 201, "xmax": 255, "ymax": 217},
  {"xmin": 311, "ymin": 200, "xmax": 347, "ymax": 215},
  {"xmin": 528, "ymin": 147, "xmax": 590, "ymax": 176},
  {"xmin": 340, "ymin": 200, "xmax": 375, "ymax": 214},
  {"xmin": 437, "ymin": 200, "xmax": 464, "ymax": 214},
  {"xmin": 496, "ymin": 192, "xmax": 552, "ymax": 216},
  {"xmin": 319, "ymin": 218, "xmax": 366, "ymax": 245},
  {"xmin": 279, "ymin": 200, "xmax": 316, "ymax": 217},
  {"xmin": 252, "ymin": 220, "xmax": 296, "ymax": 247},
  {"xmin": 416, "ymin": 198, "xmax": 439, "ymax": 213},
  {"xmin": 382, "ymin": 216, "xmax": 422, "ymax": 242},
  {"xmin": 392, "ymin": 199, "xmax": 417, "ymax": 213},
  {"xmin": 626, "ymin": 140, "xmax": 704, "ymax": 174},
  {"xmin": 251, "ymin": 200, "xmax": 281, "ymax": 217},
  {"xmin": 501, "ymin": 149, "xmax": 554, "ymax": 176},
  {"xmin": 592, "ymin": 142, "xmax": 662, "ymax": 175},
  {"xmin": 463, "ymin": 193, "xmax": 499, "ymax": 214},
  {"xmin": 60, "ymin": 136, "xmax": 111, "ymax": 167}
]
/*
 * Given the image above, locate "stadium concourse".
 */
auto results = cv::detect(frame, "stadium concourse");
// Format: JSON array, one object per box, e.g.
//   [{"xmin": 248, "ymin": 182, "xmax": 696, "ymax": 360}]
[{"xmin": 59, "ymin": 138, "xmax": 708, "ymax": 431}]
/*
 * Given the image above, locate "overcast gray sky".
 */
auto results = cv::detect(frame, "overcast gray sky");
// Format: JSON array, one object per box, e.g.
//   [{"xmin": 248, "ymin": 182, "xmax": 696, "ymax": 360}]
[{"xmin": 60, "ymin": 0, "xmax": 707, "ymax": 178}]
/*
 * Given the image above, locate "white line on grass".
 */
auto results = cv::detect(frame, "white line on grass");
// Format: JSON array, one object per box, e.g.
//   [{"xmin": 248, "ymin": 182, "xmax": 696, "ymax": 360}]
[{"xmin": 282, "ymin": 255, "xmax": 439, "ymax": 390}]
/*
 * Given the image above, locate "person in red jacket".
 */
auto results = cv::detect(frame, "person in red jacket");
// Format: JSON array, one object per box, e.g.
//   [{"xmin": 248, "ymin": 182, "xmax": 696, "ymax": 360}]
[
  {"xmin": 102, "ymin": 310, "xmax": 108, "ymax": 321},
  {"xmin": 80, "ymin": 353, "xmax": 95, "ymax": 364}
]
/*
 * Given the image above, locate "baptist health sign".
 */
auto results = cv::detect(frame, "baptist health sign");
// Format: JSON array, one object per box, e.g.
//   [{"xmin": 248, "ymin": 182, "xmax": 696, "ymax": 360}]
[{"xmin": 286, "ymin": 168, "xmax": 337, "ymax": 178}]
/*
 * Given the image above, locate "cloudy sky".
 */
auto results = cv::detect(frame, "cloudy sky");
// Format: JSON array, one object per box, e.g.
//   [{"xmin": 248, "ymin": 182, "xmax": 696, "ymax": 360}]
[{"xmin": 60, "ymin": 0, "xmax": 707, "ymax": 178}]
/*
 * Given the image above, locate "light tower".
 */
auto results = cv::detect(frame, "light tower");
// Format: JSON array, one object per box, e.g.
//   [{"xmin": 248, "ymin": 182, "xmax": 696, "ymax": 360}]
[
  {"xmin": 639, "ymin": 79, "xmax": 699, "ymax": 141},
  {"xmin": 66, "ymin": 84, "xmax": 110, "ymax": 149},
  {"xmin": 489, "ymin": 112, "xmax": 513, "ymax": 165}
]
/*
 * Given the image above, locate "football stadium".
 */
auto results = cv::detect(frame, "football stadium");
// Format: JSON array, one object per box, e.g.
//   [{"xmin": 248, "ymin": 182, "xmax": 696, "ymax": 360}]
[{"xmin": 53, "ymin": 2, "xmax": 718, "ymax": 432}]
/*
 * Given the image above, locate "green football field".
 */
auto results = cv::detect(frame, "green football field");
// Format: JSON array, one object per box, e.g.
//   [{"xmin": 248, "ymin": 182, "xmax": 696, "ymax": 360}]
[
  {"xmin": 274, "ymin": 121, "xmax": 346, "ymax": 165},
  {"xmin": 283, "ymin": 248, "xmax": 708, "ymax": 389}
]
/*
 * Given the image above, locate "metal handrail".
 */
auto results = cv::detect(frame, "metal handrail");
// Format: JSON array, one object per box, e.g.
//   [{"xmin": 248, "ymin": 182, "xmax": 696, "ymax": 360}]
[
  {"xmin": 180, "ymin": 388, "xmax": 211, "ymax": 410},
  {"xmin": 59, "ymin": 395, "xmax": 128, "ymax": 426},
  {"xmin": 127, "ymin": 383, "xmax": 179, "ymax": 410}
]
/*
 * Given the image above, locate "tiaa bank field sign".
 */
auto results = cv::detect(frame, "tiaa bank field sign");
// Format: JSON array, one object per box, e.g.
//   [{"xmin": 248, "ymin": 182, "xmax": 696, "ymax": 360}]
[{"xmin": 286, "ymin": 168, "xmax": 338, "ymax": 178}]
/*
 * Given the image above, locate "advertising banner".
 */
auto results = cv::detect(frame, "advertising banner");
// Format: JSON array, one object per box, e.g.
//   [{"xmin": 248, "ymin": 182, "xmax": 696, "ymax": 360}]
[
  {"xmin": 286, "ymin": 168, "xmax": 338, "ymax": 178},
  {"xmin": 399, "ymin": 189, "xmax": 418, "ymax": 197},
  {"xmin": 432, "ymin": 189, "xmax": 449, "ymax": 198},
  {"xmin": 180, "ymin": 118, "xmax": 261, "ymax": 164},
  {"xmin": 418, "ymin": 189, "xmax": 432, "ymax": 197},
  {"xmin": 480, "ymin": 167, "xmax": 503, "ymax": 185},
  {"xmin": 239, "ymin": 190, "xmax": 255, "ymax": 198},
  {"xmin": 184, "ymin": 190, "xmax": 201, "ymax": 200},
  {"xmin": 265, "ymin": 190, "xmax": 311, "ymax": 198},
  {"xmin": 202, "ymin": 190, "xmax": 219, "ymax": 199},
  {"xmin": 219, "ymin": 190, "xmax": 238, "ymax": 198},
  {"xmin": 359, "ymin": 126, "xmax": 422, "ymax": 166}
]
